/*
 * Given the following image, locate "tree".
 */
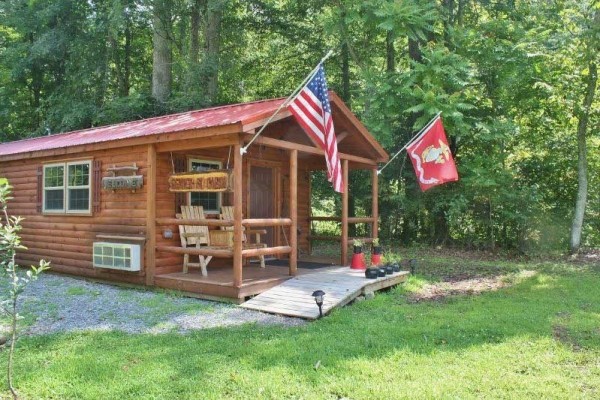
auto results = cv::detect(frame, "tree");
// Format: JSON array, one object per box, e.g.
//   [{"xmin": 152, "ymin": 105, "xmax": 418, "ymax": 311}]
[
  {"xmin": 570, "ymin": 5, "xmax": 599, "ymax": 253},
  {"xmin": 0, "ymin": 182, "xmax": 49, "ymax": 399},
  {"xmin": 151, "ymin": 0, "xmax": 173, "ymax": 104}
]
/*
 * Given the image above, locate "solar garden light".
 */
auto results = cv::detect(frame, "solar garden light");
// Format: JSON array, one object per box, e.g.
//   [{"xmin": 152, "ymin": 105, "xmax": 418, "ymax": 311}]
[
  {"xmin": 312, "ymin": 290, "xmax": 325, "ymax": 318},
  {"xmin": 409, "ymin": 259, "xmax": 417, "ymax": 275}
]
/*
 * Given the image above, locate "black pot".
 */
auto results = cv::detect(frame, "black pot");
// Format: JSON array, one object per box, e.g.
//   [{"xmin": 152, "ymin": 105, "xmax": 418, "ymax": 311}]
[
  {"xmin": 377, "ymin": 268, "xmax": 386, "ymax": 277},
  {"xmin": 365, "ymin": 268, "xmax": 379, "ymax": 279},
  {"xmin": 392, "ymin": 263, "xmax": 401, "ymax": 273},
  {"xmin": 385, "ymin": 265, "xmax": 394, "ymax": 275},
  {"xmin": 372, "ymin": 246, "xmax": 382, "ymax": 255},
  {"xmin": 353, "ymin": 246, "xmax": 362, "ymax": 254}
]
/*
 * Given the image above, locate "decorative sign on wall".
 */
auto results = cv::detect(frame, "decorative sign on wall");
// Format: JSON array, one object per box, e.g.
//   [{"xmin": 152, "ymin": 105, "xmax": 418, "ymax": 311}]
[
  {"xmin": 102, "ymin": 175, "xmax": 144, "ymax": 190},
  {"xmin": 102, "ymin": 163, "xmax": 143, "ymax": 192},
  {"xmin": 168, "ymin": 170, "xmax": 233, "ymax": 192}
]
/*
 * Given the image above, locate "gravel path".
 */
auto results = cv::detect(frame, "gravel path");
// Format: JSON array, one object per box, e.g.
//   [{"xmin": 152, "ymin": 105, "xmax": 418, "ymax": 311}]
[{"xmin": 1, "ymin": 273, "xmax": 305, "ymax": 336}]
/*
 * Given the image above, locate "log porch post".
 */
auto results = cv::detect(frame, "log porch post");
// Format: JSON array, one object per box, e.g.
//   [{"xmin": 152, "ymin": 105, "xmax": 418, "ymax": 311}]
[
  {"xmin": 233, "ymin": 143, "xmax": 244, "ymax": 288},
  {"xmin": 341, "ymin": 159, "xmax": 349, "ymax": 266},
  {"xmin": 289, "ymin": 149, "xmax": 298, "ymax": 276},
  {"xmin": 145, "ymin": 144, "xmax": 157, "ymax": 285},
  {"xmin": 371, "ymin": 168, "xmax": 379, "ymax": 240}
]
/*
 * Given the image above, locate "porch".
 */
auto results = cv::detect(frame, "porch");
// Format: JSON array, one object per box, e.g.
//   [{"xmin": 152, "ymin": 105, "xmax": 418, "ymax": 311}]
[
  {"xmin": 143, "ymin": 93, "xmax": 388, "ymax": 301},
  {"xmin": 154, "ymin": 261, "xmax": 333, "ymax": 303}
]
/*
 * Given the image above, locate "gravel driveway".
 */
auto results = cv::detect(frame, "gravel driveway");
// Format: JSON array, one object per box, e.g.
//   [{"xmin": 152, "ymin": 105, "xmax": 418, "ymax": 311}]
[{"xmin": 1, "ymin": 273, "xmax": 305, "ymax": 336}]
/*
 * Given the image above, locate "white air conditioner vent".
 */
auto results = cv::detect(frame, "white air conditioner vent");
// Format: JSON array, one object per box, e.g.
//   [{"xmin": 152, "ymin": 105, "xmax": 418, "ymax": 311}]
[{"xmin": 93, "ymin": 242, "xmax": 141, "ymax": 271}]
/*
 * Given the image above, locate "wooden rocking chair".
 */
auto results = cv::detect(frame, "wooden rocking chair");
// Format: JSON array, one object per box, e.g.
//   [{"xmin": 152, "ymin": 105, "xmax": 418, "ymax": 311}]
[
  {"xmin": 220, "ymin": 206, "xmax": 267, "ymax": 268},
  {"xmin": 177, "ymin": 205, "xmax": 212, "ymax": 276}
]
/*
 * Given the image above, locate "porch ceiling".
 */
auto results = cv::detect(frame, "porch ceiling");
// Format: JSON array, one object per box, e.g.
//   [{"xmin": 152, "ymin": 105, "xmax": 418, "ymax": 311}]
[{"xmin": 245, "ymin": 92, "xmax": 389, "ymax": 164}]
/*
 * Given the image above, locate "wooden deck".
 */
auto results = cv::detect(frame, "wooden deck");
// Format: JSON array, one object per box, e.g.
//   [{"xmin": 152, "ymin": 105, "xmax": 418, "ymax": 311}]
[
  {"xmin": 240, "ymin": 267, "xmax": 410, "ymax": 319},
  {"xmin": 154, "ymin": 264, "xmax": 316, "ymax": 303}
]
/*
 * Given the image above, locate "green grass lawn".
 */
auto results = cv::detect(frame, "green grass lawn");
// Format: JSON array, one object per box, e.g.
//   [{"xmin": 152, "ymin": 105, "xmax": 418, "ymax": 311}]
[{"xmin": 1, "ymin": 251, "xmax": 599, "ymax": 399}]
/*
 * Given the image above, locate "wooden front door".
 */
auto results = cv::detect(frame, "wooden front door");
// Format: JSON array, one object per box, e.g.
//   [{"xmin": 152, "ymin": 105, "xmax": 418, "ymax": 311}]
[{"xmin": 249, "ymin": 166, "xmax": 275, "ymax": 247}]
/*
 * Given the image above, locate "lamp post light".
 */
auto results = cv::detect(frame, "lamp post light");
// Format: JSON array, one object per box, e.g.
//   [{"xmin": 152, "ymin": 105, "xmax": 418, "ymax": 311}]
[{"xmin": 311, "ymin": 290, "xmax": 325, "ymax": 318}]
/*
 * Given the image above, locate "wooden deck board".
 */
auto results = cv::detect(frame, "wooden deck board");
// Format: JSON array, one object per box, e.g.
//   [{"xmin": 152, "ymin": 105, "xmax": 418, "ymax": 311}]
[{"xmin": 240, "ymin": 267, "xmax": 409, "ymax": 319}]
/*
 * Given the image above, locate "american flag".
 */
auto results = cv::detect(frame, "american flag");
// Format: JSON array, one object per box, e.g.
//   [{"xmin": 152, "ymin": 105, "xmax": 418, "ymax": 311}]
[{"xmin": 288, "ymin": 64, "xmax": 343, "ymax": 193}]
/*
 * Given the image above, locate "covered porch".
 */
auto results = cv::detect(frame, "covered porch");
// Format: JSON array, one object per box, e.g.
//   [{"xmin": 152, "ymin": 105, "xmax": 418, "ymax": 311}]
[{"xmin": 145, "ymin": 93, "xmax": 388, "ymax": 301}]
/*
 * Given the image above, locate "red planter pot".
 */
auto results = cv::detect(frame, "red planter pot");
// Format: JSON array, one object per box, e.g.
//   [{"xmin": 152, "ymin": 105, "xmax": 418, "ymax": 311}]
[
  {"xmin": 370, "ymin": 253, "xmax": 383, "ymax": 266},
  {"xmin": 350, "ymin": 252, "xmax": 366, "ymax": 270}
]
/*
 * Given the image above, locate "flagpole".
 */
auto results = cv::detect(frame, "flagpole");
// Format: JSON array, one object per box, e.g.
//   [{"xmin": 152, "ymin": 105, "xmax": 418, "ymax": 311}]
[
  {"xmin": 240, "ymin": 50, "xmax": 335, "ymax": 155},
  {"xmin": 377, "ymin": 111, "xmax": 442, "ymax": 175}
]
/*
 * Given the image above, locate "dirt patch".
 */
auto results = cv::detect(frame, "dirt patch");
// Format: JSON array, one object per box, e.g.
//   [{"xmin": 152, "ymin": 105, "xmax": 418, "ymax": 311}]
[
  {"xmin": 571, "ymin": 249, "xmax": 600, "ymax": 266},
  {"xmin": 552, "ymin": 324, "xmax": 582, "ymax": 351},
  {"xmin": 408, "ymin": 270, "xmax": 536, "ymax": 303}
]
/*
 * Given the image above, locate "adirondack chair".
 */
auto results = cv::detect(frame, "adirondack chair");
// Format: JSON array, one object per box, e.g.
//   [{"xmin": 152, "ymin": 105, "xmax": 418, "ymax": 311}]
[
  {"xmin": 220, "ymin": 206, "xmax": 267, "ymax": 268},
  {"xmin": 177, "ymin": 205, "xmax": 212, "ymax": 276}
]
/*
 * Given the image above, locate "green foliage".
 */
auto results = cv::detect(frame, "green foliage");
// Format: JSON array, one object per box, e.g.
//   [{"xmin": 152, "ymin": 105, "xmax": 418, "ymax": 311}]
[
  {"xmin": 0, "ymin": 0, "xmax": 598, "ymax": 250},
  {"xmin": 0, "ymin": 183, "xmax": 50, "ymax": 397}
]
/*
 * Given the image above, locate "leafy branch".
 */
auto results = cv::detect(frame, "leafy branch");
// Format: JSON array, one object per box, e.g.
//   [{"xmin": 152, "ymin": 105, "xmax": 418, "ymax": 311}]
[{"xmin": 0, "ymin": 182, "xmax": 50, "ymax": 400}]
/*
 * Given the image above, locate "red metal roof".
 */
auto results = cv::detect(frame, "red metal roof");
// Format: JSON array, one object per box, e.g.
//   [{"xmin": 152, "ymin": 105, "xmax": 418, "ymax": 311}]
[{"xmin": 0, "ymin": 97, "xmax": 285, "ymax": 158}]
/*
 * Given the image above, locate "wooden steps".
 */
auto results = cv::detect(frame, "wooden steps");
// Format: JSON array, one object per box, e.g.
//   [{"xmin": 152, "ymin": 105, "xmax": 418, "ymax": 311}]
[{"xmin": 240, "ymin": 267, "xmax": 409, "ymax": 319}]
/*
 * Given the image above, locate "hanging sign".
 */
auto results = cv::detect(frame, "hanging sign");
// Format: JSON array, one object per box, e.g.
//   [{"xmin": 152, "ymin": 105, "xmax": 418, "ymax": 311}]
[
  {"xmin": 168, "ymin": 170, "xmax": 233, "ymax": 192},
  {"xmin": 102, "ymin": 175, "xmax": 144, "ymax": 190}
]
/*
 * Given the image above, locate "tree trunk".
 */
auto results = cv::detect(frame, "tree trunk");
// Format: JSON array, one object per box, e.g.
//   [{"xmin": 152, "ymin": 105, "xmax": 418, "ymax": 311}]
[
  {"xmin": 341, "ymin": 38, "xmax": 350, "ymax": 104},
  {"xmin": 122, "ymin": 5, "xmax": 132, "ymax": 97},
  {"xmin": 408, "ymin": 38, "xmax": 422, "ymax": 64},
  {"xmin": 570, "ymin": 61, "xmax": 597, "ymax": 253},
  {"xmin": 186, "ymin": 0, "xmax": 204, "ymax": 106},
  {"xmin": 456, "ymin": 0, "xmax": 465, "ymax": 26},
  {"xmin": 189, "ymin": 0, "xmax": 202, "ymax": 65},
  {"xmin": 442, "ymin": 0, "xmax": 455, "ymax": 49},
  {"xmin": 152, "ymin": 0, "xmax": 172, "ymax": 104},
  {"xmin": 114, "ymin": 8, "xmax": 132, "ymax": 98},
  {"xmin": 386, "ymin": 31, "xmax": 395, "ymax": 73},
  {"xmin": 202, "ymin": 0, "xmax": 223, "ymax": 105}
]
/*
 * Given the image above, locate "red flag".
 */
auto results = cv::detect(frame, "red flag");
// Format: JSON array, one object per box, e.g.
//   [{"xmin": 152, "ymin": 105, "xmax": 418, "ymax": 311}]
[{"xmin": 406, "ymin": 117, "xmax": 458, "ymax": 191}]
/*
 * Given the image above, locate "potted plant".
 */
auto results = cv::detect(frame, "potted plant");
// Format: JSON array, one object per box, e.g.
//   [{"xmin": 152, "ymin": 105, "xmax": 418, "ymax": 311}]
[
  {"xmin": 370, "ymin": 238, "xmax": 383, "ymax": 266},
  {"xmin": 350, "ymin": 239, "xmax": 366, "ymax": 270},
  {"xmin": 384, "ymin": 263, "xmax": 394, "ymax": 275},
  {"xmin": 372, "ymin": 238, "xmax": 382, "ymax": 254},
  {"xmin": 364, "ymin": 260, "xmax": 379, "ymax": 279},
  {"xmin": 353, "ymin": 239, "xmax": 363, "ymax": 254},
  {"xmin": 392, "ymin": 260, "xmax": 401, "ymax": 273},
  {"xmin": 382, "ymin": 254, "xmax": 401, "ymax": 273}
]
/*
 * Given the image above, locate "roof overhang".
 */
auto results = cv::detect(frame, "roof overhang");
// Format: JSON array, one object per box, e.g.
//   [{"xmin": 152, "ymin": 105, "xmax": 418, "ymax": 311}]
[{"xmin": 0, "ymin": 92, "xmax": 388, "ymax": 164}]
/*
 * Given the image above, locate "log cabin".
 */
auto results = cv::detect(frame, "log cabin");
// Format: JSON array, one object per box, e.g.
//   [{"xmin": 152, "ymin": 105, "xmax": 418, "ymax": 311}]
[{"xmin": 0, "ymin": 92, "xmax": 388, "ymax": 302}]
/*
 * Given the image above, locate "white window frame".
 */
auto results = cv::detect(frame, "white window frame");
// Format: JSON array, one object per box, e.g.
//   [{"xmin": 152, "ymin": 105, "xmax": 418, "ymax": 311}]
[
  {"xmin": 42, "ymin": 163, "xmax": 66, "ymax": 214},
  {"xmin": 188, "ymin": 158, "xmax": 222, "ymax": 214},
  {"xmin": 43, "ymin": 160, "xmax": 92, "ymax": 215}
]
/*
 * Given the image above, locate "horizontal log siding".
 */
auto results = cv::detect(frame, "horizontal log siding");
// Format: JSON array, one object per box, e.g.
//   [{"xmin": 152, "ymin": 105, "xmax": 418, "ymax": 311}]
[
  {"xmin": 155, "ymin": 152, "xmax": 183, "ymax": 275},
  {"xmin": 0, "ymin": 145, "xmax": 148, "ymax": 284},
  {"xmin": 0, "ymin": 141, "xmax": 318, "ymax": 283}
]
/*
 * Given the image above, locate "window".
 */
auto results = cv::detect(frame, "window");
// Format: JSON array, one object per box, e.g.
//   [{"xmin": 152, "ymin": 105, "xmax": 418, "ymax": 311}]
[
  {"xmin": 43, "ymin": 160, "xmax": 91, "ymax": 214},
  {"xmin": 188, "ymin": 158, "xmax": 221, "ymax": 213}
]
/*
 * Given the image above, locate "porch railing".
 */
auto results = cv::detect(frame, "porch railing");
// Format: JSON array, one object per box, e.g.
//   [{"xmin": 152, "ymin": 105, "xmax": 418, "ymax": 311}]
[
  {"xmin": 307, "ymin": 215, "xmax": 377, "ymax": 256},
  {"xmin": 155, "ymin": 218, "xmax": 293, "ymax": 259}
]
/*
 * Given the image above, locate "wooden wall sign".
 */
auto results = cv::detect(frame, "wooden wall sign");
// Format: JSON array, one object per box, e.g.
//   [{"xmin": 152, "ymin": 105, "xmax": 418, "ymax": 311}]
[
  {"xmin": 168, "ymin": 170, "xmax": 233, "ymax": 192},
  {"xmin": 102, "ymin": 163, "xmax": 143, "ymax": 191},
  {"xmin": 102, "ymin": 175, "xmax": 144, "ymax": 190}
]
